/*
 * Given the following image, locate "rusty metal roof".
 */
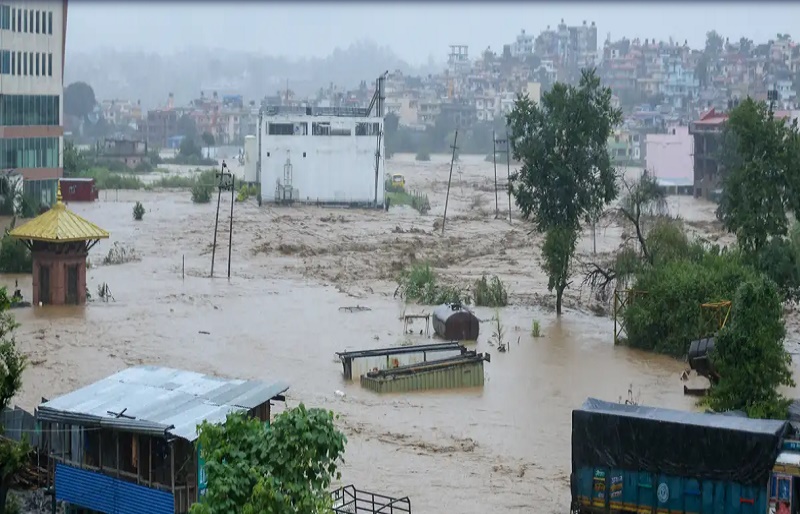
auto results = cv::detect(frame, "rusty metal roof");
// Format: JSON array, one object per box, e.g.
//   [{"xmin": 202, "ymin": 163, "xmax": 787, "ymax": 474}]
[
  {"xmin": 37, "ymin": 365, "xmax": 290, "ymax": 441},
  {"xmin": 9, "ymin": 182, "xmax": 109, "ymax": 243}
]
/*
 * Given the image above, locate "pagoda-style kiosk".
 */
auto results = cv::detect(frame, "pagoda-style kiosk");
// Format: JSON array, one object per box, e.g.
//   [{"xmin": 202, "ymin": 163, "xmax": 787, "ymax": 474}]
[{"xmin": 9, "ymin": 182, "xmax": 109, "ymax": 305}]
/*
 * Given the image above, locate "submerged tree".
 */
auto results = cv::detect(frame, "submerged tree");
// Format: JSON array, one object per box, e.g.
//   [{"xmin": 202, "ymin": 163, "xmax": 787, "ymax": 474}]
[
  {"xmin": 507, "ymin": 69, "xmax": 621, "ymax": 315},
  {"xmin": 0, "ymin": 288, "xmax": 29, "ymax": 513},
  {"xmin": 190, "ymin": 404, "xmax": 346, "ymax": 514},
  {"xmin": 708, "ymin": 277, "xmax": 794, "ymax": 419}
]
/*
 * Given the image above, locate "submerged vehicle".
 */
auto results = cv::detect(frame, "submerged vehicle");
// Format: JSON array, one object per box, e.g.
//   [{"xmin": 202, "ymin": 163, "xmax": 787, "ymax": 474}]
[{"xmin": 571, "ymin": 398, "xmax": 800, "ymax": 514}]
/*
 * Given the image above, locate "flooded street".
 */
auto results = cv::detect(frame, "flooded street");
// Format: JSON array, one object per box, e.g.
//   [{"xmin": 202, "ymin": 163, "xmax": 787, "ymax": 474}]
[{"xmin": 3, "ymin": 154, "xmax": 782, "ymax": 513}]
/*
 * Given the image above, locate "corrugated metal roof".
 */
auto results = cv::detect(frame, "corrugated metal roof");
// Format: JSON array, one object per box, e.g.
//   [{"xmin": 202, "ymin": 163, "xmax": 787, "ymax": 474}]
[
  {"xmin": 38, "ymin": 366, "xmax": 290, "ymax": 441},
  {"xmin": 9, "ymin": 182, "xmax": 109, "ymax": 243}
]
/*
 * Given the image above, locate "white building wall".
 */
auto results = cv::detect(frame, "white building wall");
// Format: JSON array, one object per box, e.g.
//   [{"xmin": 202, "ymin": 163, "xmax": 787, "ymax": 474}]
[
  {"xmin": 243, "ymin": 135, "xmax": 257, "ymax": 183},
  {"xmin": 259, "ymin": 115, "xmax": 385, "ymax": 206}
]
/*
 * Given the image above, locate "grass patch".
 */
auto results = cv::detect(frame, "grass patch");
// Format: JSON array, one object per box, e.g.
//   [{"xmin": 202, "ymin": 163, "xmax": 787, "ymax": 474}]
[
  {"xmin": 387, "ymin": 190, "xmax": 431, "ymax": 215},
  {"xmin": 531, "ymin": 319, "xmax": 542, "ymax": 337},
  {"xmin": 78, "ymin": 167, "xmax": 144, "ymax": 190},
  {"xmin": 472, "ymin": 274, "xmax": 509, "ymax": 307},
  {"xmin": 396, "ymin": 262, "xmax": 469, "ymax": 305}
]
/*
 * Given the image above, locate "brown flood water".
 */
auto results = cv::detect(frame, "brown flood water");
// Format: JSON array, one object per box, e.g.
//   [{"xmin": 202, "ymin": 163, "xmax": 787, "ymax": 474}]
[{"xmin": 3, "ymin": 154, "xmax": 790, "ymax": 514}]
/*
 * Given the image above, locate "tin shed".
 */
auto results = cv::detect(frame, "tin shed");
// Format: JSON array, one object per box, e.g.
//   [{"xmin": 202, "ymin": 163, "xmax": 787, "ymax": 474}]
[{"xmin": 433, "ymin": 303, "xmax": 480, "ymax": 341}]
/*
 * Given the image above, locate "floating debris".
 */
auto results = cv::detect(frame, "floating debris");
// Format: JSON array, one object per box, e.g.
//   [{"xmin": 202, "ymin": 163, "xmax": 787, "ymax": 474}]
[{"xmin": 339, "ymin": 305, "xmax": 372, "ymax": 313}]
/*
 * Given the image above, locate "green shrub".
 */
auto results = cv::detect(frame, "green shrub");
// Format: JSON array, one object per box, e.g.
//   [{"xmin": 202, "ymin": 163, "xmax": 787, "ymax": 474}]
[
  {"xmin": 133, "ymin": 201, "xmax": 145, "ymax": 221},
  {"xmin": 134, "ymin": 160, "xmax": 154, "ymax": 173},
  {"xmin": 622, "ymin": 249, "xmax": 757, "ymax": 356},
  {"xmin": 415, "ymin": 150, "xmax": 431, "ymax": 161},
  {"xmin": 396, "ymin": 262, "xmax": 469, "ymax": 305},
  {"xmin": 472, "ymin": 274, "xmax": 509, "ymax": 307},
  {"xmin": 0, "ymin": 233, "xmax": 31, "ymax": 273},
  {"xmin": 385, "ymin": 179, "xmax": 405, "ymax": 194},
  {"xmin": 191, "ymin": 169, "xmax": 218, "ymax": 204}
]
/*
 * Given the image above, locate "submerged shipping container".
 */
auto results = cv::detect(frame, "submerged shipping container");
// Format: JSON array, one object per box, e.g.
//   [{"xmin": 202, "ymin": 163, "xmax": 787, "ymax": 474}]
[{"xmin": 336, "ymin": 342, "xmax": 467, "ymax": 380}]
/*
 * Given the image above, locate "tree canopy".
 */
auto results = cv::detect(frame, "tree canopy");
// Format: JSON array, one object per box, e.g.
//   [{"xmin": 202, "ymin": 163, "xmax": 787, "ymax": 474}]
[
  {"xmin": 0, "ymin": 288, "xmax": 28, "ymax": 513},
  {"xmin": 507, "ymin": 68, "xmax": 621, "ymax": 314},
  {"xmin": 64, "ymin": 81, "xmax": 97, "ymax": 119},
  {"xmin": 190, "ymin": 404, "xmax": 346, "ymax": 514},
  {"xmin": 717, "ymin": 97, "xmax": 800, "ymax": 253}
]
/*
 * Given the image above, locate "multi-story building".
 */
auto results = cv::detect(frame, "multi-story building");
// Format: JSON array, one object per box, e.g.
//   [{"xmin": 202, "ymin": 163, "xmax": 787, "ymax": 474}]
[
  {"xmin": 689, "ymin": 108, "xmax": 728, "ymax": 200},
  {"xmin": 0, "ymin": 0, "xmax": 67, "ymax": 207},
  {"xmin": 511, "ymin": 29, "xmax": 534, "ymax": 58}
]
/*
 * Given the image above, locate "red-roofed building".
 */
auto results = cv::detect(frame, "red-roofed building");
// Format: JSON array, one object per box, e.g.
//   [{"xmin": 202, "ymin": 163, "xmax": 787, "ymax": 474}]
[{"xmin": 689, "ymin": 108, "xmax": 729, "ymax": 200}]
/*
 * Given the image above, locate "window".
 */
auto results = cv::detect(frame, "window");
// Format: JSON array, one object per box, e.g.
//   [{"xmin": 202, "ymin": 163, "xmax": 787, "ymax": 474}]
[
  {"xmin": 47, "ymin": 11, "xmax": 52, "ymax": 34},
  {"xmin": 35, "ymin": 10, "xmax": 39, "ymax": 33},
  {"xmin": 47, "ymin": 53, "xmax": 52, "ymax": 77},
  {"xmin": 35, "ymin": 53, "xmax": 39, "ymax": 76},
  {"xmin": 10, "ymin": 51, "xmax": 13, "ymax": 75},
  {"xmin": 0, "ymin": 5, "xmax": 9, "ymax": 30},
  {"xmin": 0, "ymin": 50, "xmax": 9, "ymax": 75},
  {"xmin": 22, "ymin": 51, "xmax": 26, "ymax": 75},
  {"xmin": 0, "ymin": 95, "xmax": 61, "ymax": 126},
  {"xmin": 68, "ymin": 186, "xmax": 76, "ymax": 194},
  {"xmin": 0, "ymin": 137, "xmax": 60, "ymax": 169},
  {"xmin": 28, "ymin": 10, "xmax": 32, "ymax": 33},
  {"xmin": 10, "ymin": 7, "xmax": 14, "ymax": 31},
  {"xmin": 16, "ymin": 8, "xmax": 20, "ymax": 32},
  {"xmin": 15, "ymin": 51, "xmax": 19, "ymax": 75},
  {"xmin": 22, "ymin": 9, "xmax": 26, "ymax": 32}
]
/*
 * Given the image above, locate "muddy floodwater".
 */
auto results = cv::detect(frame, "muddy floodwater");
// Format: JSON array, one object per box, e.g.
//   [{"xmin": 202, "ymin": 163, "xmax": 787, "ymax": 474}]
[{"xmin": 5, "ymin": 154, "xmax": 797, "ymax": 513}]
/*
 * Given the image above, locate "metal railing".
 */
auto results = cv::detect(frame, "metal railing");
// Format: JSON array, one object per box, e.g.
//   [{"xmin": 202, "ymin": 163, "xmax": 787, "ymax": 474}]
[{"xmin": 332, "ymin": 485, "xmax": 411, "ymax": 514}]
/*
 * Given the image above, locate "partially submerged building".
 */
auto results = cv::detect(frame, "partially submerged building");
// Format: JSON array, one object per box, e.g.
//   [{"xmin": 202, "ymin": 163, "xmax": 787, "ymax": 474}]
[
  {"xmin": 9, "ymin": 181, "xmax": 108, "ymax": 305},
  {"xmin": 37, "ymin": 365, "xmax": 289, "ymax": 513},
  {"xmin": 257, "ymin": 74, "xmax": 388, "ymax": 208},
  {"xmin": 689, "ymin": 108, "xmax": 728, "ymax": 200}
]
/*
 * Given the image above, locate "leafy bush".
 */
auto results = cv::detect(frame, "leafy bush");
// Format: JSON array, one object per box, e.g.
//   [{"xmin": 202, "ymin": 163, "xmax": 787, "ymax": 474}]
[
  {"xmin": 0, "ymin": 233, "xmax": 31, "ymax": 273},
  {"xmin": 134, "ymin": 160, "xmax": 154, "ymax": 173},
  {"xmin": 133, "ymin": 201, "xmax": 145, "ymax": 221},
  {"xmin": 622, "ymin": 249, "xmax": 757, "ymax": 357},
  {"xmin": 472, "ymin": 274, "xmax": 509, "ymax": 307},
  {"xmin": 191, "ymin": 170, "xmax": 218, "ymax": 204},
  {"xmin": 415, "ymin": 150, "xmax": 431, "ymax": 161},
  {"xmin": 396, "ymin": 262, "xmax": 469, "ymax": 305}
]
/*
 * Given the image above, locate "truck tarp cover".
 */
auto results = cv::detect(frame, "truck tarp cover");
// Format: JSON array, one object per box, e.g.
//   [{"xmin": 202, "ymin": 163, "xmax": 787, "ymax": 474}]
[{"xmin": 572, "ymin": 398, "xmax": 790, "ymax": 485}]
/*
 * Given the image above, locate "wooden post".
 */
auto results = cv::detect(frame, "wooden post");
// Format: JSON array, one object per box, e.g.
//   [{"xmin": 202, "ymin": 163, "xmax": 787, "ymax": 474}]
[
  {"xmin": 148, "ymin": 437, "xmax": 152, "ymax": 485},
  {"xmin": 492, "ymin": 130, "xmax": 499, "ymax": 218},
  {"xmin": 170, "ymin": 442, "xmax": 176, "ymax": 503},
  {"xmin": 506, "ymin": 133, "xmax": 512, "ymax": 223},
  {"xmin": 136, "ymin": 435, "xmax": 141, "ymax": 484}
]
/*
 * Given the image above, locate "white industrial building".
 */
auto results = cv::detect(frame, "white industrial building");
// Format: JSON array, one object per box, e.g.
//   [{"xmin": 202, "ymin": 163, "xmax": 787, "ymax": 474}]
[{"xmin": 257, "ymin": 108, "xmax": 385, "ymax": 207}]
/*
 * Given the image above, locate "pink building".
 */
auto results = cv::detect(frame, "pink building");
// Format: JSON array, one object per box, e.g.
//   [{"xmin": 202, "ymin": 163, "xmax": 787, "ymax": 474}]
[{"xmin": 645, "ymin": 125, "xmax": 693, "ymax": 187}]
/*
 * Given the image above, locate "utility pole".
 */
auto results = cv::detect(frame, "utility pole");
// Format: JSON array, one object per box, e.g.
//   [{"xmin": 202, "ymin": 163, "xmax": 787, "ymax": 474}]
[
  {"xmin": 441, "ymin": 131, "xmax": 459, "ymax": 236},
  {"xmin": 492, "ymin": 130, "xmax": 499, "ymax": 218},
  {"xmin": 505, "ymin": 132, "xmax": 512, "ymax": 223},
  {"xmin": 210, "ymin": 161, "xmax": 235, "ymax": 278}
]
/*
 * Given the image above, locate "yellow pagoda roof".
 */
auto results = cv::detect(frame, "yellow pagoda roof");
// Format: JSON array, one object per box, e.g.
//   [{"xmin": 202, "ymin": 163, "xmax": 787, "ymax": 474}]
[{"xmin": 9, "ymin": 182, "xmax": 110, "ymax": 243}]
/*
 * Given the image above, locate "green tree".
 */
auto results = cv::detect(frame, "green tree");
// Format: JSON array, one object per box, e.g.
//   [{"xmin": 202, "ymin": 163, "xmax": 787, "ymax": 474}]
[
  {"xmin": 63, "ymin": 81, "xmax": 96, "ymax": 119},
  {"xmin": 0, "ymin": 288, "xmax": 29, "ymax": 513},
  {"xmin": 705, "ymin": 30, "xmax": 724, "ymax": 56},
  {"xmin": 717, "ymin": 98, "xmax": 799, "ymax": 253},
  {"xmin": 190, "ymin": 404, "xmax": 346, "ymax": 514},
  {"xmin": 507, "ymin": 69, "xmax": 621, "ymax": 315},
  {"xmin": 63, "ymin": 141, "xmax": 89, "ymax": 176},
  {"xmin": 708, "ymin": 277, "xmax": 794, "ymax": 419},
  {"xmin": 177, "ymin": 115, "xmax": 198, "ymax": 142},
  {"xmin": 180, "ymin": 137, "xmax": 201, "ymax": 159},
  {"xmin": 695, "ymin": 54, "xmax": 709, "ymax": 88},
  {"xmin": 201, "ymin": 132, "xmax": 215, "ymax": 147},
  {"xmin": 383, "ymin": 112, "xmax": 400, "ymax": 158}
]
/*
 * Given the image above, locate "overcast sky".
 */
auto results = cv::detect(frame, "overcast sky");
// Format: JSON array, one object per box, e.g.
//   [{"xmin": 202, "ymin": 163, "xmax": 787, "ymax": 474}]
[{"xmin": 67, "ymin": 2, "xmax": 800, "ymax": 64}]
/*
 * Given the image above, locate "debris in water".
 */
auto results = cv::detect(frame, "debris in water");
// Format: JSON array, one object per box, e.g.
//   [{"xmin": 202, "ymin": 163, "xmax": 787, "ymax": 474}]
[
  {"xmin": 335, "ymin": 390, "xmax": 346, "ymax": 398},
  {"xmin": 198, "ymin": 330, "xmax": 210, "ymax": 335},
  {"xmin": 339, "ymin": 305, "xmax": 371, "ymax": 313}
]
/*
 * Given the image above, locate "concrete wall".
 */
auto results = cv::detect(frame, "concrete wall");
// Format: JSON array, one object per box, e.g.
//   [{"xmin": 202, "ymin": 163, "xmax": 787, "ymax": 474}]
[
  {"xmin": 243, "ymin": 135, "xmax": 257, "ymax": 183},
  {"xmin": 645, "ymin": 125, "xmax": 693, "ymax": 184},
  {"xmin": 0, "ymin": 0, "xmax": 66, "ymax": 180},
  {"xmin": 259, "ymin": 115, "xmax": 385, "ymax": 205}
]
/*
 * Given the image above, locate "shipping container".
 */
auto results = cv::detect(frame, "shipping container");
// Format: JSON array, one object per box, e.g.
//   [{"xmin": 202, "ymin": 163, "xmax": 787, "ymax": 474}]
[
  {"xmin": 360, "ymin": 353, "xmax": 489, "ymax": 393},
  {"xmin": 60, "ymin": 178, "xmax": 98, "ymax": 202}
]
